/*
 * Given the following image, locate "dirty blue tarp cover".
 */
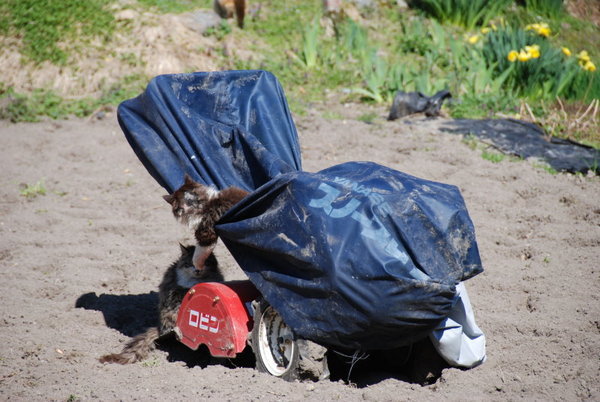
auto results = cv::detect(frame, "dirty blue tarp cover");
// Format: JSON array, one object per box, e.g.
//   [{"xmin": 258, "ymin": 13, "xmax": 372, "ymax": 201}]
[{"xmin": 118, "ymin": 70, "xmax": 483, "ymax": 350}]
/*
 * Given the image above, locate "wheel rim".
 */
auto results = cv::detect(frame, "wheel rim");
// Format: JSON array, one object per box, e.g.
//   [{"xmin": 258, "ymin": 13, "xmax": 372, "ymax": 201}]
[{"xmin": 257, "ymin": 306, "xmax": 295, "ymax": 376}]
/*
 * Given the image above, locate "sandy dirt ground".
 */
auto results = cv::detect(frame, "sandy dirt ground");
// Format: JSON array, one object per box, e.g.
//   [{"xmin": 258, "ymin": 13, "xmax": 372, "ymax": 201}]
[{"xmin": 0, "ymin": 102, "xmax": 599, "ymax": 401}]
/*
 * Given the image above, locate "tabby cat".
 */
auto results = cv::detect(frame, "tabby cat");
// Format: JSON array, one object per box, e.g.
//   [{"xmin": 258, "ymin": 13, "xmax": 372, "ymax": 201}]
[
  {"xmin": 99, "ymin": 244, "xmax": 223, "ymax": 364},
  {"xmin": 163, "ymin": 174, "xmax": 248, "ymax": 276}
]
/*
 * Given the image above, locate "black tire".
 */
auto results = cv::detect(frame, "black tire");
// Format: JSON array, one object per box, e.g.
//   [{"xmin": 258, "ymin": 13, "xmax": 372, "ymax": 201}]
[{"xmin": 250, "ymin": 299, "xmax": 329, "ymax": 381}]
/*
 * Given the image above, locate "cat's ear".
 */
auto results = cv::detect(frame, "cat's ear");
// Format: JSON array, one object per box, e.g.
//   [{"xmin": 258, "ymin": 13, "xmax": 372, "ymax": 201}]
[
  {"xmin": 183, "ymin": 173, "xmax": 195, "ymax": 185},
  {"xmin": 163, "ymin": 194, "xmax": 174, "ymax": 204},
  {"xmin": 179, "ymin": 243, "xmax": 194, "ymax": 255}
]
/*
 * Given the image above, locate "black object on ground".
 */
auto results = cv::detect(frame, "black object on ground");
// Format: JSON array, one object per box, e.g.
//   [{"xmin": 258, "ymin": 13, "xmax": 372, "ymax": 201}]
[
  {"xmin": 440, "ymin": 118, "xmax": 600, "ymax": 173},
  {"xmin": 388, "ymin": 90, "xmax": 452, "ymax": 120}
]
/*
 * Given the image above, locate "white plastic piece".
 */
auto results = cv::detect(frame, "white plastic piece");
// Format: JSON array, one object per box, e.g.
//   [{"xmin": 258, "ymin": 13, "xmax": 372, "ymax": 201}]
[{"xmin": 429, "ymin": 282, "xmax": 487, "ymax": 368}]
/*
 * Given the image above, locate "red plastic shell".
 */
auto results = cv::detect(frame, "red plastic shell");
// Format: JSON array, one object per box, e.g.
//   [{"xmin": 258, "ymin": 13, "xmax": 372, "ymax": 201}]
[{"xmin": 175, "ymin": 280, "xmax": 260, "ymax": 358}]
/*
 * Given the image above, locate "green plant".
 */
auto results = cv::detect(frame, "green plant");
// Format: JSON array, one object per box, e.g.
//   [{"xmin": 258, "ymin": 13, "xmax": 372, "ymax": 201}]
[
  {"xmin": 398, "ymin": 18, "xmax": 434, "ymax": 55},
  {"xmin": 410, "ymin": 0, "xmax": 513, "ymax": 30},
  {"xmin": 533, "ymin": 162, "xmax": 558, "ymax": 174},
  {"xmin": 0, "ymin": 73, "xmax": 147, "ymax": 122},
  {"xmin": 141, "ymin": 355, "xmax": 160, "ymax": 367},
  {"xmin": 357, "ymin": 112, "xmax": 378, "ymax": 124},
  {"xmin": 0, "ymin": 0, "xmax": 116, "ymax": 65},
  {"xmin": 462, "ymin": 133, "xmax": 479, "ymax": 150},
  {"xmin": 480, "ymin": 25, "xmax": 598, "ymax": 100},
  {"xmin": 353, "ymin": 50, "xmax": 390, "ymax": 103},
  {"xmin": 300, "ymin": 17, "xmax": 321, "ymax": 69},
  {"xmin": 136, "ymin": 0, "xmax": 211, "ymax": 13},
  {"xmin": 20, "ymin": 180, "xmax": 47, "ymax": 198},
  {"xmin": 203, "ymin": 20, "xmax": 232, "ymax": 40},
  {"xmin": 518, "ymin": 0, "xmax": 564, "ymax": 19},
  {"xmin": 481, "ymin": 150, "xmax": 506, "ymax": 163},
  {"xmin": 322, "ymin": 110, "xmax": 344, "ymax": 119},
  {"xmin": 449, "ymin": 92, "xmax": 519, "ymax": 119}
]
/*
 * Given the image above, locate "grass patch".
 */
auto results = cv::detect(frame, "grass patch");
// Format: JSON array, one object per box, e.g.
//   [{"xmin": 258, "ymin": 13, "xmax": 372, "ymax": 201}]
[
  {"xmin": 19, "ymin": 180, "xmax": 47, "ymax": 199},
  {"xmin": 136, "ymin": 0, "xmax": 211, "ymax": 14},
  {"xmin": 0, "ymin": 74, "xmax": 147, "ymax": 122},
  {"xmin": 357, "ymin": 112, "xmax": 378, "ymax": 124},
  {"xmin": 481, "ymin": 149, "xmax": 506, "ymax": 163},
  {"xmin": 203, "ymin": 20, "xmax": 232, "ymax": 40},
  {"xmin": 0, "ymin": 0, "xmax": 598, "ymax": 149},
  {"xmin": 322, "ymin": 110, "xmax": 344, "ymax": 120},
  {"xmin": 409, "ymin": 0, "xmax": 513, "ymax": 29},
  {"xmin": 518, "ymin": 0, "xmax": 564, "ymax": 19},
  {"xmin": 0, "ymin": 0, "xmax": 116, "ymax": 65},
  {"xmin": 461, "ymin": 133, "xmax": 479, "ymax": 150},
  {"xmin": 533, "ymin": 162, "xmax": 559, "ymax": 174}
]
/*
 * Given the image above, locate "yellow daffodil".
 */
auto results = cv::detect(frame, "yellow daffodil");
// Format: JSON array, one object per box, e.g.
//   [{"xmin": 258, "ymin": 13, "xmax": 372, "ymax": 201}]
[
  {"xmin": 562, "ymin": 47, "xmax": 571, "ymax": 56},
  {"xmin": 582, "ymin": 60, "xmax": 596, "ymax": 72},
  {"xmin": 578, "ymin": 50, "xmax": 591, "ymax": 62},
  {"xmin": 491, "ymin": 23, "xmax": 498, "ymax": 31},
  {"xmin": 507, "ymin": 50, "xmax": 518, "ymax": 62},
  {"xmin": 467, "ymin": 35, "xmax": 480, "ymax": 44},
  {"xmin": 579, "ymin": 60, "xmax": 596, "ymax": 72},
  {"xmin": 525, "ymin": 22, "xmax": 551, "ymax": 37},
  {"xmin": 518, "ymin": 50, "xmax": 531, "ymax": 62},
  {"xmin": 481, "ymin": 27, "xmax": 491, "ymax": 34},
  {"xmin": 537, "ymin": 26, "xmax": 551, "ymax": 37},
  {"xmin": 525, "ymin": 45, "xmax": 540, "ymax": 59}
]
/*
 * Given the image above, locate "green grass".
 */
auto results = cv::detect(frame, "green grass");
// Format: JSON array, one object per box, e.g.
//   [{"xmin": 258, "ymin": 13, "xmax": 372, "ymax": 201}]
[
  {"xmin": 0, "ymin": 0, "xmax": 598, "ymax": 147},
  {"xmin": 410, "ymin": 0, "xmax": 513, "ymax": 30},
  {"xmin": 0, "ymin": 74, "xmax": 147, "ymax": 123},
  {"xmin": 518, "ymin": 0, "xmax": 564, "ymax": 19},
  {"xmin": 203, "ymin": 20, "xmax": 232, "ymax": 40},
  {"xmin": 20, "ymin": 180, "xmax": 47, "ymax": 199},
  {"xmin": 136, "ymin": 0, "xmax": 210, "ymax": 13},
  {"xmin": 357, "ymin": 112, "xmax": 378, "ymax": 124},
  {"xmin": 481, "ymin": 150, "xmax": 506, "ymax": 163},
  {"xmin": 0, "ymin": 0, "xmax": 116, "ymax": 65},
  {"xmin": 461, "ymin": 133, "xmax": 479, "ymax": 150},
  {"xmin": 533, "ymin": 162, "xmax": 559, "ymax": 174},
  {"xmin": 480, "ymin": 25, "xmax": 599, "ymax": 102}
]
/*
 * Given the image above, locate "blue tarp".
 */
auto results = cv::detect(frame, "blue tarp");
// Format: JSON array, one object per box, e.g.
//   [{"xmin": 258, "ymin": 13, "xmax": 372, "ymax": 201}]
[
  {"xmin": 118, "ymin": 70, "xmax": 483, "ymax": 350},
  {"xmin": 118, "ymin": 70, "xmax": 301, "ymax": 192}
]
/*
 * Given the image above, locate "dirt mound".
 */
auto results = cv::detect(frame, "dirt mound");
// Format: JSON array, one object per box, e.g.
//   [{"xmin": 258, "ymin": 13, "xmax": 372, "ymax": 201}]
[{"xmin": 0, "ymin": 7, "xmax": 227, "ymax": 98}]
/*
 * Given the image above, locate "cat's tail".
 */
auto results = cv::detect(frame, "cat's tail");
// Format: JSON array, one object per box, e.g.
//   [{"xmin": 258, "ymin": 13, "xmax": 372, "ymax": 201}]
[{"xmin": 99, "ymin": 327, "xmax": 160, "ymax": 364}]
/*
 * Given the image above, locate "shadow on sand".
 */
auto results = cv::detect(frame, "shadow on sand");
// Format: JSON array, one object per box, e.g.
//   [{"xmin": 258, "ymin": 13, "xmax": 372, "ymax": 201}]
[
  {"xmin": 76, "ymin": 292, "xmax": 449, "ymax": 385},
  {"xmin": 75, "ymin": 291, "xmax": 254, "ymax": 368},
  {"xmin": 327, "ymin": 337, "xmax": 450, "ymax": 387}
]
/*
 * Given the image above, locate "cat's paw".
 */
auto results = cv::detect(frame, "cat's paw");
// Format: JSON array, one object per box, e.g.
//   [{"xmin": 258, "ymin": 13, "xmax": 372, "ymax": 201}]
[{"xmin": 192, "ymin": 244, "xmax": 215, "ymax": 272}]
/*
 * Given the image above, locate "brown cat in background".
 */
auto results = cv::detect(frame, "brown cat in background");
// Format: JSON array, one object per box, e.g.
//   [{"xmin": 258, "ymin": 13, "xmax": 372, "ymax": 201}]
[
  {"xmin": 99, "ymin": 244, "xmax": 223, "ymax": 364},
  {"xmin": 163, "ymin": 174, "xmax": 248, "ymax": 276},
  {"xmin": 214, "ymin": 0, "xmax": 247, "ymax": 28}
]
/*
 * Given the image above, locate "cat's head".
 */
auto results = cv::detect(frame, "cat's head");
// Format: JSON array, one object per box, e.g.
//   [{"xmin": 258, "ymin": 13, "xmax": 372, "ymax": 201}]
[
  {"xmin": 176, "ymin": 244, "xmax": 222, "ymax": 287},
  {"xmin": 163, "ymin": 174, "xmax": 216, "ymax": 225}
]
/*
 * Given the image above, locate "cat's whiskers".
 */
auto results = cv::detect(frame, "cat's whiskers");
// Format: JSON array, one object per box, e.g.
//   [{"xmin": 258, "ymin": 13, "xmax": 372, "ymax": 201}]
[{"xmin": 176, "ymin": 268, "xmax": 204, "ymax": 289}]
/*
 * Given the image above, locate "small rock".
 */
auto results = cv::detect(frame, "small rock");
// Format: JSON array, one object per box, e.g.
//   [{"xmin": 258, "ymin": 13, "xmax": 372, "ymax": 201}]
[{"xmin": 115, "ymin": 9, "xmax": 138, "ymax": 21}]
